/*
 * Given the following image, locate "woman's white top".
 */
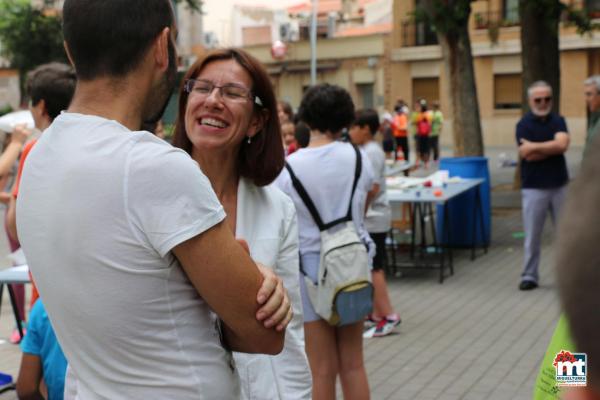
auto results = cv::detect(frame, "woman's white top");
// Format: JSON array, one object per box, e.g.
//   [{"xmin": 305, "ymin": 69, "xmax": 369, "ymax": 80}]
[{"xmin": 233, "ymin": 177, "xmax": 312, "ymax": 400}]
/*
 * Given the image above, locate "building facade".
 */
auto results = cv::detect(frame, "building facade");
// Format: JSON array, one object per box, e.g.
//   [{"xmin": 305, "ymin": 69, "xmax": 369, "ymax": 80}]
[
  {"xmin": 245, "ymin": 32, "xmax": 391, "ymax": 112},
  {"xmin": 241, "ymin": 0, "xmax": 393, "ymax": 113},
  {"xmin": 391, "ymin": 0, "xmax": 600, "ymax": 147}
]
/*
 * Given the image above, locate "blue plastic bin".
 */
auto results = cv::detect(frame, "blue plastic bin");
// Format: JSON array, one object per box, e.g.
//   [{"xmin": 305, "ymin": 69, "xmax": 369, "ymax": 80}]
[{"xmin": 436, "ymin": 157, "xmax": 491, "ymax": 247}]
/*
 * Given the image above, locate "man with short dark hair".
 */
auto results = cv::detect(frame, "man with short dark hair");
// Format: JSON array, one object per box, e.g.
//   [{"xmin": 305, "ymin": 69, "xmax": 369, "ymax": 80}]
[
  {"xmin": 16, "ymin": 1, "xmax": 290, "ymax": 398},
  {"xmin": 516, "ymin": 81, "xmax": 569, "ymax": 291}
]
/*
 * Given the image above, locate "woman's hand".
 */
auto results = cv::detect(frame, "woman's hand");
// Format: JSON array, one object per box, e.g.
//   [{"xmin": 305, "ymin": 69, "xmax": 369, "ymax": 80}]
[
  {"xmin": 236, "ymin": 238, "xmax": 293, "ymax": 332},
  {"xmin": 255, "ymin": 263, "xmax": 293, "ymax": 331}
]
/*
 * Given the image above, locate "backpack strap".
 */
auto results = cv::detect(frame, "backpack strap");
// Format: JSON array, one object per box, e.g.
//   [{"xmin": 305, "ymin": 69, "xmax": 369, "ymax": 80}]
[
  {"xmin": 285, "ymin": 162, "xmax": 326, "ymax": 231},
  {"xmin": 328, "ymin": 144, "xmax": 361, "ymax": 226},
  {"xmin": 285, "ymin": 144, "xmax": 362, "ymax": 232},
  {"xmin": 346, "ymin": 144, "xmax": 362, "ymax": 220}
]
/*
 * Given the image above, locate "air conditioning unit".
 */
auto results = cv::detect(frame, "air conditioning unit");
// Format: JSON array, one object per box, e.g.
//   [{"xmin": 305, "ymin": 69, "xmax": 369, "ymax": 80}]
[
  {"xmin": 280, "ymin": 23, "xmax": 291, "ymax": 41},
  {"xmin": 279, "ymin": 21, "xmax": 300, "ymax": 42}
]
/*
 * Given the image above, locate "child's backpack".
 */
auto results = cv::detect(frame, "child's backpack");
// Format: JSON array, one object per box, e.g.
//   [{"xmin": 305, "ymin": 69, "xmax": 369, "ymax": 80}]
[
  {"xmin": 285, "ymin": 145, "xmax": 373, "ymax": 326},
  {"xmin": 417, "ymin": 115, "xmax": 431, "ymax": 136}
]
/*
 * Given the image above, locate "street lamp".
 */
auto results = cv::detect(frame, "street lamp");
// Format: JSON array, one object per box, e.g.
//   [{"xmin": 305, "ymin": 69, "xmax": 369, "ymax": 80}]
[{"xmin": 310, "ymin": 0, "xmax": 318, "ymax": 86}]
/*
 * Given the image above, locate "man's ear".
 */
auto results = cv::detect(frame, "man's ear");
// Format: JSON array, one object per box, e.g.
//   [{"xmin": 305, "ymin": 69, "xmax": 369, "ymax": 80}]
[
  {"xmin": 154, "ymin": 27, "xmax": 171, "ymax": 72},
  {"xmin": 63, "ymin": 41, "xmax": 75, "ymax": 68},
  {"xmin": 38, "ymin": 99, "xmax": 48, "ymax": 118}
]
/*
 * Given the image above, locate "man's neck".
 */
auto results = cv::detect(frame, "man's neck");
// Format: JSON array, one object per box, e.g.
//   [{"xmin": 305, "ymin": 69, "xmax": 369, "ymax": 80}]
[
  {"xmin": 531, "ymin": 111, "xmax": 551, "ymax": 121},
  {"xmin": 67, "ymin": 77, "xmax": 146, "ymax": 131}
]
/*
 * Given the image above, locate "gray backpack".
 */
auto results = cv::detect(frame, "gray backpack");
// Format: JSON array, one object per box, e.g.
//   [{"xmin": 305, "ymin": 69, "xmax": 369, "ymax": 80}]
[{"xmin": 285, "ymin": 145, "xmax": 373, "ymax": 326}]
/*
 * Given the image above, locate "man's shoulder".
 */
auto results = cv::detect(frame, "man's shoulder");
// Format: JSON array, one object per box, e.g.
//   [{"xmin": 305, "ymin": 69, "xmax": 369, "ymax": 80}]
[
  {"xmin": 126, "ymin": 135, "xmax": 203, "ymax": 193},
  {"xmin": 549, "ymin": 112, "xmax": 567, "ymax": 124},
  {"xmin": 129, "ymin": 134, "xmax": 193, "ymax": 166}
]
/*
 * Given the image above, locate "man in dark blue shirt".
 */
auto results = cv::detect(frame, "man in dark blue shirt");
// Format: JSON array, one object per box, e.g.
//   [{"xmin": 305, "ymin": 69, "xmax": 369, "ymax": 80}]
[{"xmin": 516, "ymin": 81, "xmax": 570, "ymax": 291}]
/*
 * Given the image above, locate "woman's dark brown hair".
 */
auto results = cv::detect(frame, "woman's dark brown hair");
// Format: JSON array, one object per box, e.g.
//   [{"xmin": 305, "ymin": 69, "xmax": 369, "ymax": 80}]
[{"xmin": 172, "ymin": 48, "xmax": 284, "ymax": 186}]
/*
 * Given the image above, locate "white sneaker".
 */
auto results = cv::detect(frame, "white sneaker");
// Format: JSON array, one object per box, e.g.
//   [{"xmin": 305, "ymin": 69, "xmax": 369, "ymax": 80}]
[{"xmin": 372, "ymin": 317, "xmax": 402, "ymax": 338}]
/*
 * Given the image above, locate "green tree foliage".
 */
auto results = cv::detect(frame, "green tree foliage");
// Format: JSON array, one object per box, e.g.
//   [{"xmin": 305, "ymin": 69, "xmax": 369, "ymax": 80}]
[
  {"xmin": 519, "ymin": 0, "xmax": 600, "ymax": 114},
  {"xmin": 0, "ymin": 0, "xmax": 66, "ymax": 100},
  {"xmin": 0, "ymin": 0, "xmax": 201, "ymax": 103}
]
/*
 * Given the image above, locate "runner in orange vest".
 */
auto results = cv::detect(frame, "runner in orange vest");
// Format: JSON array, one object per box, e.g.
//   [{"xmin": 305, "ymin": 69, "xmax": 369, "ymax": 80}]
[{"xmin": 391, "ymin": 105, "xmax": 409, "ymax": 162}]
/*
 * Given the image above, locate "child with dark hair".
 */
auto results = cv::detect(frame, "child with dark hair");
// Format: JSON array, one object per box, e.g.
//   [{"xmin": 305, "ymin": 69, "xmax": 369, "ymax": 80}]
[
  {"xmin": 350, "ymin": 109, "xmax": 401, "ymax": 338},
  {"xmin": 277, "ymin": 83, "xmax": 374, "ymax": 399},
  {"xmin": 278, "ymin": 101, "xmax": 294, "ymax": 125},
  {"xmin": 281, "ymin": 121, "xmax": 298, "ymax": 156}
]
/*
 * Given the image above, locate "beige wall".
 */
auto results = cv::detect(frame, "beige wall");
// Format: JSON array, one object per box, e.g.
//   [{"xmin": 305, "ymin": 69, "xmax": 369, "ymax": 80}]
[
  {"xmin": 245, "ymin": 34, "xmax": 386, "ymax": 65},
  {"xmin": 560, "ymin": 50, "xmax": 588, "ymax": 119},
  {"xmin": 474, "ymin": 56, "xmax": 494, "ymax": 118},
  {"xmin": 245, "ymin": 34, "xmax": 389, "ymax": 112}
]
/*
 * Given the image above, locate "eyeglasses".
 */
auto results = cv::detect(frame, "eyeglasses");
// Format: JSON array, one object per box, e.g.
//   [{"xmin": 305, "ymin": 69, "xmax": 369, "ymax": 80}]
[
  {"xmin": 184, "ymin": 79, "xmax": 263, "ymax": 107},
  {"xmin": 533, "ymin": 96, "xmax": 552, "ymax": 104}
]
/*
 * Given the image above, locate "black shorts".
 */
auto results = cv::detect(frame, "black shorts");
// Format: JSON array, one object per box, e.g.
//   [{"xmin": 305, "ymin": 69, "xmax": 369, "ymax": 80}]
[
  {"xmin": 417, "ymin": 135, "xmax": 430, "ymax": 154},
  {"xmin": 370, "ymin": 232, "xmax": 388, "ymax": 271},
  {"xmin": 383, "ymin": 139, "xmax": 394, "ymax": 153}
]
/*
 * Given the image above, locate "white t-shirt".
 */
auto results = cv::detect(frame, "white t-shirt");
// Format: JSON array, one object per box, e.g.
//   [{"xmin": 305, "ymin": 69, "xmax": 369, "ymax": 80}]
[
  {"xmin": 363, "ymin": 141, "xmax": 392, "ymax": 233},
  {"xmin": 276, "ymin": 141, "xmax": 374, "ymax": 255},
  {"xmin": 17, "ymin": 113, "xmax": 240, "ymax": 399}
]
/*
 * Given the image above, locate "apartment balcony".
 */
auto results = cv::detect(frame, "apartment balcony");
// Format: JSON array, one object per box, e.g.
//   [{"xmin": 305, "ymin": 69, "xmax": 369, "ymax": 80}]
[
  {"xmin": 473, "ymin": 10, "xmax": 520, "ymax": 30},
  {"xmin": 401, "ymin": 19, "xmax": 438, "ymax": 47}
]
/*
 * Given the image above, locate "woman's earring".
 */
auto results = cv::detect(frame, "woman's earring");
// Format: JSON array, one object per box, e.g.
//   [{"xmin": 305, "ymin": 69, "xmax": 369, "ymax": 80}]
[{"xmin": 247, "ymin": 136, "xmax": 252, "ymax": 144}]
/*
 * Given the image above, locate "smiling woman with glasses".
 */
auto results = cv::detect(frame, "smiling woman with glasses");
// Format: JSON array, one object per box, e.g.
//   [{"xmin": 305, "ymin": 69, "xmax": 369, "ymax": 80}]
[
  {"xmin": 184, "ymin": 78, "xmax": 263, "ymax": 106},
  {"xmin": 172, "ymin": 48, "xmax": 312, "ymax": 400}
]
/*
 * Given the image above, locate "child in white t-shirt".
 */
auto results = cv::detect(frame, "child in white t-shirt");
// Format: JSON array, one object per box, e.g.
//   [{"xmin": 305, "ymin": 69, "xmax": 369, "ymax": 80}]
[{"xmin": 350, "ymin": 109, "xmax": 402, "ymax": 338}]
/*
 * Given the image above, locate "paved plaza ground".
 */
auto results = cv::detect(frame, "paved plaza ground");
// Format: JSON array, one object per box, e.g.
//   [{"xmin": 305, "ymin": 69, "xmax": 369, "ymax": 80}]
[{"xmin": 0, "ymin": 146, "xmax": 583, "ymax": 400}]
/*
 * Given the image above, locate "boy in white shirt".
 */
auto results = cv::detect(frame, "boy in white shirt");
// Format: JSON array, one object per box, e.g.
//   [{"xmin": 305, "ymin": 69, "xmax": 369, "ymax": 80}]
[{"xmin": 350, "ymin": 109, "xmax": 402, "ymax": 337}]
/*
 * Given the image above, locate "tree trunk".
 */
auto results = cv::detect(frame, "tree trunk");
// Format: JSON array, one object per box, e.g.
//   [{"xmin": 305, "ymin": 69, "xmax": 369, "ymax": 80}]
[
  {"xmin": 438, "ymin": 19, "xmax": 484, "ymax": 156},
  {"xmin": 519, "ymin": 0, "xmax": 561, "ymax": 113},
  {"xmin": 421, "ymin": 0, "xmax": 484, "ymax": 156}
]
